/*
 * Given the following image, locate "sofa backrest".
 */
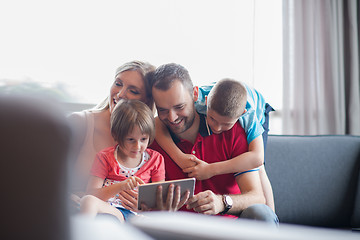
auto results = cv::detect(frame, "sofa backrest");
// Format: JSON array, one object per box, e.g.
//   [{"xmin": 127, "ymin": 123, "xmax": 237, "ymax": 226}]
[{"xmin": 265, "ymin": 135, "xmax": 360, "ymax": 228}]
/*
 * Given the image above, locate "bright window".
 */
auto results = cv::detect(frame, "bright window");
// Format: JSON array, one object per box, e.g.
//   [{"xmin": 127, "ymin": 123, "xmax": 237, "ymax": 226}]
[{"xmin": 0, "ymin": 0, "xmax": 282, "ymax": 133}]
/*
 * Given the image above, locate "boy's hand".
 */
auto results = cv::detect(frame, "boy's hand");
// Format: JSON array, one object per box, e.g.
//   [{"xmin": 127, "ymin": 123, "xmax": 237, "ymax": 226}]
[
  {"xmin": 183, "ymin": 156, "xmax": 213, "ymax": 180},
  {"xmin": 178, "ymin": 153, "xmax": 197, "ymax": 169}
]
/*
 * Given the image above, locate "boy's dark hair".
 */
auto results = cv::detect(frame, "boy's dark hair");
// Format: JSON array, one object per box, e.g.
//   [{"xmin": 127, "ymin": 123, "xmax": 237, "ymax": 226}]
[
  {"xmin": 207, "ymin": 78, "xmax": 247, "ymax": 119},
  {"xmin": 110, "ymin": 99, "xmax": 155, "ymax": 148},
  {"xmin": 151, "ymin": 63, "xmax": 194, "ymax": 97}
]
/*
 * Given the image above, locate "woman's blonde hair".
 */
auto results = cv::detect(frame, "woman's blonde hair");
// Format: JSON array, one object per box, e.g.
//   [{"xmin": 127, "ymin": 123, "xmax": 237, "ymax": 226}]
[
  {"xmin": 94, "ymin": 60, "xmax": 155, "ymax": 111},
  {"xmin": 110, "ymin": 99, "xmax": 155, "ymax": 148}
]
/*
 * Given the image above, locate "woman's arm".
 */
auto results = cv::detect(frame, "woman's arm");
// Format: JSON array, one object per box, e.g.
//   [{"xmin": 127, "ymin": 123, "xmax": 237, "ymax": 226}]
[
  {"xmin": 67, "ymin": 112, "xmax": 88, "ymax": 162},
  {"xmin": 155, "ymin": 117, "xmax": 196, "ymax": 169},
  {"xmin": 183, "ymin": 136, "xmax": 264, "ymax": 180}
]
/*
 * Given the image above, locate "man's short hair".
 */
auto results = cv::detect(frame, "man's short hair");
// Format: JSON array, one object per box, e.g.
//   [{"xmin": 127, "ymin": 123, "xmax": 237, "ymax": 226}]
[
  {"xmin": 207, "ymin": 78, "xmax": 247, "ymax": 119},
  {"xmin": 151, "ymin": 63, "xmax": 194, "ymax": 97},
  {"xmin": 110, "ymin": 99, "xmax": 155, "ymax": 148}
]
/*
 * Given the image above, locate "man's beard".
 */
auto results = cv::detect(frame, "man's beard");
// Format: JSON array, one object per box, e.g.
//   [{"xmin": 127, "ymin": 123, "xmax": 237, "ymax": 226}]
[{"xmin": 166, "ymin": 111, "xmax": 195, "ymax": 135}]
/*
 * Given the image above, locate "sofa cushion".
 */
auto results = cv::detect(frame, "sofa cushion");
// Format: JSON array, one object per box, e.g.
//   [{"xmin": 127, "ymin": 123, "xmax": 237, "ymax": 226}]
[{"xmin": 265, "ymin": 135, "xmax": 360, "ymax": 228}]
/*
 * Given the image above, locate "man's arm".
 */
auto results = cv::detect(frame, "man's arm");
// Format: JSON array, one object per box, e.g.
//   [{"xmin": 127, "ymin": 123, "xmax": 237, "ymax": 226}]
[
  {"xmin": 186, "ymin": 170, "xmax": 265, "ymax": 215},
  {"xmin": 226, "ymin": 170, "xmax": 265, "ymax": 215},
  {"xmin": 183, "ymin": 136, "xmax": 264, "ymax": 180},
  {"xmin": 155, "ymin": 117, "xmax": 196, "ymax": 169},
  {"xmin": 259, "ymin": 165, "xmax": 275, "ymax": 211}
]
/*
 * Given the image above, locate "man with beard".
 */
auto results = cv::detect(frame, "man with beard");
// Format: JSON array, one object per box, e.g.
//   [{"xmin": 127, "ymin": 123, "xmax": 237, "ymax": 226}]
[{"xmin": 149, "ymin": 63, "xmax": 277, "ymax": 223}]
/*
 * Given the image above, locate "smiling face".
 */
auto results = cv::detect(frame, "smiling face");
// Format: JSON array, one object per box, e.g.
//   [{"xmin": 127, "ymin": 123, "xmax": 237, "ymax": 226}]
[
  {"xmin": 109, "ymin": 70, "xmax": 147, "ymax": 113},
  {"xmin": 152, "ymin": 80, "xmax": 196, "ymax": 135},
  {"xmin": 118, "ymin": 125, "xmax": 149, "ymax": 161},
  {"xmin": 206, "ymin": 108, "xmax": 238, "ymax": 134}
]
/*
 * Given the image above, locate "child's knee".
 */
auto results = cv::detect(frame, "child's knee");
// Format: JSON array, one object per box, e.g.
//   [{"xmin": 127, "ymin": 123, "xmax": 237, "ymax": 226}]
[
  {"xmin": 81, "ymin": 194, "xmax": 97, "ymax": 203},
  {"xmin": 80, "ymin": 195, "xmax": 100, "ymax": 210}
]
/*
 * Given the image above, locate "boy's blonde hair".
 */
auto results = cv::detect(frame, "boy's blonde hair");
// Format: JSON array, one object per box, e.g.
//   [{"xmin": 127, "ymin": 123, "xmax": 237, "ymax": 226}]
[
  {"xmin": 110, "ymin": 99, "xmax": 155, "ymax": 148},
  {"xmin": 207, "ymin": 78, "xmax": 247, "ymax": 119}
]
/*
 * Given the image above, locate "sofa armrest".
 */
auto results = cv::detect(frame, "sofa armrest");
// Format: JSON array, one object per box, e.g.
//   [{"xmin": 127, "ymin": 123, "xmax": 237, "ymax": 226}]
[{"xmin": 352, "ymin": 167, "xmax": 360, "ymax": 227}]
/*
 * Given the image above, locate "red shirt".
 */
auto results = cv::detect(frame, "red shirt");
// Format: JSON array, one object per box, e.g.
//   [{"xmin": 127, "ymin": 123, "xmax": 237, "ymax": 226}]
[
  {"xmin": 150, "ymin": 114, "xmax": 248, "ymax": 212},
  {"xmin": 90, "ymin": 146, "xmax": 165, "ymax": 183}
]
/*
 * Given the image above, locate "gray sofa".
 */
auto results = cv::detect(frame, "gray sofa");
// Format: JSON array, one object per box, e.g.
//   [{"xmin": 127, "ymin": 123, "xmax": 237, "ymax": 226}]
[{"xmin": 265, "ymin": 135, "xmax": 360, "ymax": 229}]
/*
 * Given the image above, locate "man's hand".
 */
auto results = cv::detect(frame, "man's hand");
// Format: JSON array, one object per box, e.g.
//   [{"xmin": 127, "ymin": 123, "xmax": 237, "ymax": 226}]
[
  {"xmin": 186, "ymin": 190, "xmax": 224, "ymax": 215},
  {"xmin": 183, "ymin": 156, "xmax": 213, "ymax": 180},
  {"xmin": 141, "ymin": 184, "xmax": 190, "ymax": 211}
]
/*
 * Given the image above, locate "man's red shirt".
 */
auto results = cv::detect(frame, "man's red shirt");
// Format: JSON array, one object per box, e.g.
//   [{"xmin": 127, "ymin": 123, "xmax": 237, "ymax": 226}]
[{"xmin": 150, "ymin": 113, "xmax": 248, "ymax": 212}]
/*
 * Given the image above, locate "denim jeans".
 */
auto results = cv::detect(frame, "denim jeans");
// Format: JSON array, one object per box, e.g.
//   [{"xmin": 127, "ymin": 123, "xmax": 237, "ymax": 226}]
[{"xmin": 239, "ymin": 204, "xmax": 279, "ymax": 226}]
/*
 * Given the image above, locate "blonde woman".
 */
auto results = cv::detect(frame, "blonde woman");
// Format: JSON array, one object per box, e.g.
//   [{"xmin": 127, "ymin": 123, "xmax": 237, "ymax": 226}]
[{"xmin": 68, "ymin": 61, "xmax": 155, "ymax": 209}]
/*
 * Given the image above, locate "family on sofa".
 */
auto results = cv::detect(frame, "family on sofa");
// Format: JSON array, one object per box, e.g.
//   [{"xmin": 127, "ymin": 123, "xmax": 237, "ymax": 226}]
[
  {"xmin": 2, "ymin": 61, "xmax": 359, "ymax": 240},
  {"xmin": 68, "ymin": 61, "xmax": 279, "ymax": 225}
]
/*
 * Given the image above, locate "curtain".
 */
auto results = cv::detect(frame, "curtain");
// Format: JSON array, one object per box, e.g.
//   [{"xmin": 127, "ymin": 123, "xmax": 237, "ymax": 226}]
[{"xmin": 282, "ymin": 0, "xmax": 360, "ymax": 135}]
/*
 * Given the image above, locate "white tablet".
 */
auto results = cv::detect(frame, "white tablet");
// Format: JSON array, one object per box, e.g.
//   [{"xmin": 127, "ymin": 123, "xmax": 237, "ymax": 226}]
[{"xmin": 138, "ymin": 178, "xmax": 196, "ymax": 210}]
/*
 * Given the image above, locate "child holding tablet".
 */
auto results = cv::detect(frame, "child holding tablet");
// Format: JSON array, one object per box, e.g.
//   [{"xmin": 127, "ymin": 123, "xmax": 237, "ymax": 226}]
[{"xmin": 80, "ymin": 99, "xmax": 165, "ymax": 222}]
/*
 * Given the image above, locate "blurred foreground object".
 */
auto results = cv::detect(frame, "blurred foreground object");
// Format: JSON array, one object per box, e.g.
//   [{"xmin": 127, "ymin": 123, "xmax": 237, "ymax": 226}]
[
  {"xmin": 130, "ymin": 211, "xmax": 360, "ymax": 240},
  {"xmin": 0, "ymin": 94, "xmax": 71, "ymax": 240}
]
